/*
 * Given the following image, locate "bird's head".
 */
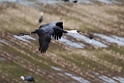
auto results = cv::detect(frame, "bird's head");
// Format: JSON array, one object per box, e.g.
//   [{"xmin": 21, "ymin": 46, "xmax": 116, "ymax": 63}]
[
  {"xmin": 20, "ymin": 76, "xmax": 25, "ymax": 80},
  {"xmin": 77, "ymin": 30, "xmax": 80, "ymax": 33}
]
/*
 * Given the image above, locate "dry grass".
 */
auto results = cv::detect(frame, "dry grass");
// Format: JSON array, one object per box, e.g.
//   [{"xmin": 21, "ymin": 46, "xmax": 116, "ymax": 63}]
[
  {"xmin": 0, "ymin": 2, "xmax": 40, "ymax": 32},
  {"xmin": 57, "ymin": 4, "xmax": 124, "ymax": 35}
]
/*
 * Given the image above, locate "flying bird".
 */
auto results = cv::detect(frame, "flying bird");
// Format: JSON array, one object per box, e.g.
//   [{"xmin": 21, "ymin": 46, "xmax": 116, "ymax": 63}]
[
  {"xmin": 17, "ymin": 22, "xmax": 79, "ymax": 53},
  {"xmin": 20, "ymin": 76, "xmax": 35, "ymax": 82},
  {"xmin": 39, "ymin": 12, "xmax": 43, "ymax": 23}
]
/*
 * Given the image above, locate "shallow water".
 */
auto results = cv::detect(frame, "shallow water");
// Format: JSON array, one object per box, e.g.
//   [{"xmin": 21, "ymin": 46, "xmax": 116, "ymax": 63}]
[
  {"xmin": 59, "ymin": 36, "xmax": 85, "ymax": 48},
  {"xmin": 0, "ymin": 0, "xmax": 17, "ymax": 2},
  {"xmin": 52, "ymin": 67, "xmax": 124, "ymax": 83},
  {"xmin": 113, "ymin": 76, "xmax": 124, "ymax": 83},
  {"xmin": 0, "ymin": 39, "xmax": 9, "ymax": 45},
  {"xmin": 52, "ymin": 66, "xmax": 91, "ymax": 83},
  {"xmin": 0, "ymin": 57, "xmax": 6, "ymax": 61},
  {"xmin": 111, "ymin": 35, "xmax": 124, "ymax": 42},
  {"xmin": 94, "ymin": 33, "xmax": 124, "ymax": 46},
  {"xmin": 77, "ymin": 0, "xmax": 93, "ymax": 4},
  {"xmin": 97, "ymin": 0, "xmax": 122, "ymax": 4},
  {"xmin": 98, "ymin": 0, "xmax": 114, "ymax": 4},
  {"xmin": 93, "ymin": 72, "xmax": 124, "ymax": 83},
  {"xmin": 98, "ymin": 75, "xmax": 117, "ymax": 83},
  {"xmin": 65, "ymin": 72, "xmax": 91, "ymax": 83},
  {"xmin": 13, "ymin": 33, "xmax": 124, "ymax": 49},
  {"xmin": 37, "ymin": 0, "xmax": 64, "ymax": 4},
  {"xmin": 51, "ymin": 66, "xmax": 62, "ymax": 71},
  {"xmin": 13, "ymin": 35, "xmax": 36, "ymax": 42},
  {"xmin": 0, "ymin": 0, "xmax": 122, "ymax": 5},
  {"xmin": 67, "ymin": 33, "xmax": 108, "ymax": 48}
]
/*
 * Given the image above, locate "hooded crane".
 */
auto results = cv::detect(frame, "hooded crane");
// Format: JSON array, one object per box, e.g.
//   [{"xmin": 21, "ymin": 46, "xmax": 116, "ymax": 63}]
[
  {"xmin": 20, "ymin": 76, "xmax": 35, "ymax": 82},
  {"xmin": 89, "ymin": 33, "xmax": 94, "ymax": 43},
  {"xmin": 17, "ymin": 21, "xmax": 79, "ymax": 53},
  {"xmin": 39, "ymin": 12, "xmax": 43, "ymax": 23}
]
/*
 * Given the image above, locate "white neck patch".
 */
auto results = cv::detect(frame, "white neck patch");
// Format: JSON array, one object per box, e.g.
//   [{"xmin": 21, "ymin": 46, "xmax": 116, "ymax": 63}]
[{"xmin": 20, "ymin": 76, "xmax": 25, "ymax": 80}]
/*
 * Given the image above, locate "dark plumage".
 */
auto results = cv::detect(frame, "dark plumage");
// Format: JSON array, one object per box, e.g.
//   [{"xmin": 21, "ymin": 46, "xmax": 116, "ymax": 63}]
[
  {"xmin": 89, "ymin": 33, "xmax": 94, "ymax": 39},
  {"xmin": 39, "ymin": 16, "xmax": 43, "ymax": 23},
  {"xmin": 17, "ymin": 21, "xmax": 79, "ymax": 53},
  {"xmin": 18, "ymin": 22, "xmax": 66, "ymax": 53},
  {"xmin": 34, "ymin": 22, "xmax": 67, "ymax": 53},
  {"xmin": 39, "ymin": 12, "xmax": 43, "ymax": 23},
  {"xmin": 20, "ymin": 76, "xmax": 35, "ymax": 82}
]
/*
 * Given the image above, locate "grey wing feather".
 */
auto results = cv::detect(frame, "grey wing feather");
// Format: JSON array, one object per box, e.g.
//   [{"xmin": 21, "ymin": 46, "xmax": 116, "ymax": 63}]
[
  {"xmin": 39, "ymin": 33, "xmax": 51, "ymax": 53},
  {"xmin": 52, "ymin": 22, "xmax": 63, "ymax": 40}
]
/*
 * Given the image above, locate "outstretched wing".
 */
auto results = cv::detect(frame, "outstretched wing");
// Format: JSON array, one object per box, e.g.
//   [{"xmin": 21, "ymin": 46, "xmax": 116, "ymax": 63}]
[
  {"xmin": 52, "ymin": 22, "xmax": 63, "ymax": 40},
  {"xmin": 39, "ymin": 33, "xmax": 51, "ymax": 53}
]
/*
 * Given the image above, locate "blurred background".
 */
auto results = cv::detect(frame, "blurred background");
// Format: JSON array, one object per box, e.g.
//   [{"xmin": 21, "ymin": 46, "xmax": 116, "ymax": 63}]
[{"xmin": 0, "ymin": 0, "xmax": 124, "ymax": 83}]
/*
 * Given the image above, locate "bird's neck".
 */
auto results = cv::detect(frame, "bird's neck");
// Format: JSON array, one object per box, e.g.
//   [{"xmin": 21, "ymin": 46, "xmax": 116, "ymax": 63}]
[{"xmin": 66, "ymin": 30, "xmax": 78, "ymax": 34}]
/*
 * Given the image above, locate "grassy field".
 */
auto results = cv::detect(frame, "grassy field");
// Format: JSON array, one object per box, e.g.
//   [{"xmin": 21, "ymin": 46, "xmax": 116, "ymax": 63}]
[{"xmin": 0, "ymin": 1, "xmax": 124, "ymax": 83}]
